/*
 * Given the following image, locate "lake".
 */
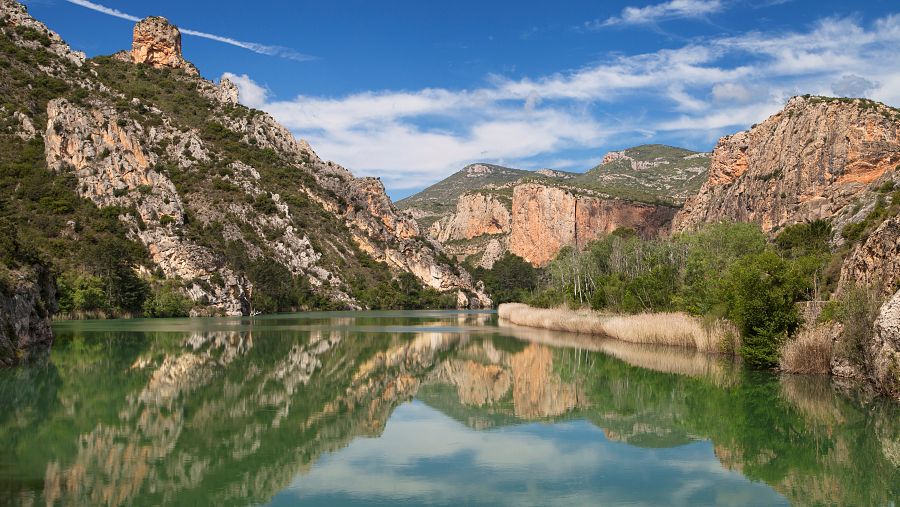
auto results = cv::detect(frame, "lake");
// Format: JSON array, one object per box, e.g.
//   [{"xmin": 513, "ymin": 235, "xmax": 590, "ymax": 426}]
[{"xmin": 1, "ymin": 310, "xmax": 898, "ymax": 506}]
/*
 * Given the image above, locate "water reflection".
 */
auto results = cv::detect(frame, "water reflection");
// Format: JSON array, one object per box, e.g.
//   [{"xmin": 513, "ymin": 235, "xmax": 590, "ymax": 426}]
[{"xmin": 0, "ymin": 311, "xmax": 897, "ymax": 506}]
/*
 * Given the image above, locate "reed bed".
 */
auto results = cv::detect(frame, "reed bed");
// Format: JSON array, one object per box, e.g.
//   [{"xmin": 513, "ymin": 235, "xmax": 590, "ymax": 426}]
[
  {"xmin": 498, "ymin": 303, "xmax": 737, "ymax": 354},
  {"xmin": 779, "ymin": 324, "xmax": 834, "ymax": 374}
]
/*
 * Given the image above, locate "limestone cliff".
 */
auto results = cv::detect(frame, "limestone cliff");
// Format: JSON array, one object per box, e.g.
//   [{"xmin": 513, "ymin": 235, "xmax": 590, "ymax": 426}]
[
  {"xmin": 509, "ymin": 183, "xmax": 676, "ymax": 266},
  {"xmin": 0, "ymin": 1, "xmax": 490, "ymax": 314},
  {"xmin": 871, "ymin": 290, "xmax": 900, "ymax": 399},
  {"xmin": 0, "ymin": 265, "xmax": 56, "ymax": 366},
  {"xmin": 674, "ymin": 96, "xmax": 900, "ymax": 233},
  {"xmin": 429, "ymin": 192, "xmax": 511, "ymax": 243}
]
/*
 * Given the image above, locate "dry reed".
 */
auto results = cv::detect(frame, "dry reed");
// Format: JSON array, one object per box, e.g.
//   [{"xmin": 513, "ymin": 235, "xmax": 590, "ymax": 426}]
[
  {"xmin": 779, "ymin": 324, "xmax": 834, "ymax": 374},
  {"xmin": 498, "ymin": 303, "xmax": 737, "ymax": 354}
]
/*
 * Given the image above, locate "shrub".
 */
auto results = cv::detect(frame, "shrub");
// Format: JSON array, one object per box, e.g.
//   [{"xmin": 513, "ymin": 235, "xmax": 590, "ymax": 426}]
[
  {"xmin": 143, "ymin": 283, "xmax": 192, "ymax": 318},
  {"xmin": 779, "ymin": 325, "xmax": 834, "ymax": 374},
  {"xmin": 722, "ymin": 251, "xmax": 806, "ymax": 368},
  {"xmin": 822, "ymin": 286, "xmax": 883, "ymax": 366},
  {"xmin": 471, "ymin": 252, "xmax": 540, "ymax": 305}
]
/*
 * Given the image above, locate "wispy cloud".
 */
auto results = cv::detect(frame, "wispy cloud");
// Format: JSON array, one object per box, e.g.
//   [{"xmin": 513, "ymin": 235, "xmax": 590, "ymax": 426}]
[
  {"xmin": 63, "ymin": 0, "xmax": 312, "ymax": 61},
  {"xmin": 585, "ymin": 0, "xmax": 725, "ymax": 29},
  {"xmin": 225, "ymin": 14, "xmax": 900, "ymax": 193}
]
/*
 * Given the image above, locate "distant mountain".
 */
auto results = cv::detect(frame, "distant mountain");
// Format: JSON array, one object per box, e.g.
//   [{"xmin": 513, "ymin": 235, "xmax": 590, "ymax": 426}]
[
  {"xmin": 398, "ymin": 164, "xmax": 532, "ymax": 226},
  {"xmin": 397, "ymin": 146, "xmax": 705, "ymax": 269},
  {"xmin": 573, "ymin": 144, "xmax": 710, "ymax": 205}
]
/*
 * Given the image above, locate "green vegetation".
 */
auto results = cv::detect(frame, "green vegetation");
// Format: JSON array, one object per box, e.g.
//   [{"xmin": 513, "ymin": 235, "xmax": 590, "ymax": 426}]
[
  {"xmin": 572, "ymin": 144, "xmax": 709, "ymax": 206},
  {"xmin": 349, "ymin": 254, "xmax": 456, "ymax": 310},
  {"xmin": 469, "ymin": 253, "xmax": 541, "ymax": 305},
  {"xmin": 841, "ymin": 190, "xmax": 900, "ymax": 245},
  {"xmin": 476, "ymin": 222, "xmax": 844, "ymax": 368},
  {"xmin": 820, "ymin": 285, "xmax": 884, "ymax": 367}
]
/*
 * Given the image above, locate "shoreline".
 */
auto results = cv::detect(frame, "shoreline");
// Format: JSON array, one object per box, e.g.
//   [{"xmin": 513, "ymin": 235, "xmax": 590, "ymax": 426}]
[{"xmin": 497, "ymin": 303, "xmax": 739, "ymax": 354}]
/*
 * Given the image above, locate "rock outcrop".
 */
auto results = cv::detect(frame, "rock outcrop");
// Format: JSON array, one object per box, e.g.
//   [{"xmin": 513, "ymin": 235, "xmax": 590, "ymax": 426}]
[
  {"xmin": 130, "ymin": 16, "xmax": 198, "ymax": 75},
  {"xmin": 429, "ymin": 192, "xmax": 511, "ymax": 242},
  {"xmin": 44, "ymin": 98, "xmax": 251, "ymax": 315},
  {"xmin": 509, "ymin": 183, "xmax": 676, "ymax": 266},
  {"xmin": 872, "ymin": 290, "xmax": 900, "ymax": 399},
  {"xmin": 674, "ymin": 96, "xmax": 900, "ymax": 233},
  {"xmin": 839, "ymin": 215, "xmax": 900, "ymax": 296},
  {"xmin": 0, "ymin": 265, "xmax": 56, "ymax": 366}
]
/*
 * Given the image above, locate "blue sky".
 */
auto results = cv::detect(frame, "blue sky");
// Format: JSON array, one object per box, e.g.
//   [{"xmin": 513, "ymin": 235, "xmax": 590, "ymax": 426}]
[{"xmin": 22, "ymin": 0, "xmax": 900, "ymax": 199}]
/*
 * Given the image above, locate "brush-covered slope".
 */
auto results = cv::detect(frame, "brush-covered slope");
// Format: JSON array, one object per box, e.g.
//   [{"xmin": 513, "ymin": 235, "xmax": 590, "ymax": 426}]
[
  {"xmin": 573, "ymin": 144, "xmax": 710, "ymax": 206},
  {"xmin": 396, "ymin": 163, "xmax": 538, "ymax": 228},
  {"xmin": 0, "ymin": 0, "xmax": 489, "ymax": 323}
]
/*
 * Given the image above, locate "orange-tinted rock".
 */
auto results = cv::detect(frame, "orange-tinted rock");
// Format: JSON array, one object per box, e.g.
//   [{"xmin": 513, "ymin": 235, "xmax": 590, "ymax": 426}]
[
  {"xmin": 508, "ymin": 183, "xmax": 675, "ymax": 266},
  {"xmin": 674, "ymin": 96, "xmax": 900, "ymax": 233},
  {"xmin": 131, "ymin": 16, "xmax": 198, "ymax": 75}
]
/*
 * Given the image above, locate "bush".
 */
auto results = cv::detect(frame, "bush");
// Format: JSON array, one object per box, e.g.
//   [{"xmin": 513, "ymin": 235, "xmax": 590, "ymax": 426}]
[
  {"xmin": 471, "ymin": 253, "xmax": 540, "ymax": 305},
  {"xmin": 723, "ymin": 251, "xmax": 806, "ymax": 368},
  {"xmin": 821, "ymin": 286, "xmax": 883, "ymax": 366},
  {"xmin": 143, "ymin": 283, "xmax": 192, "ymax": 318}
]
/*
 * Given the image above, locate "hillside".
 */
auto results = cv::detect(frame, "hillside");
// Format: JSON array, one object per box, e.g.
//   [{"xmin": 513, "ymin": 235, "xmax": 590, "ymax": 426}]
[
  {"xmin": 0, "ymin": 0, "xmax": 489, "ymax": 344},
  {"xmin": 396, "ymin": 163, "xmax": 535, "ymax": 227},
  {"xmin": 573, "ymin": 144, "xmax": 710, "ymax": 205},
  {"xmin": 400, "ymin": 145, "xmax": 702, "ymax": 269}
]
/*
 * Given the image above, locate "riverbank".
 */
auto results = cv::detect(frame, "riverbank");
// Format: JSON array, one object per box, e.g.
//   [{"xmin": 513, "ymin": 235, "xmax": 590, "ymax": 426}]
[{"xmin": 497, "ymin": 303, "xmax": 739, "ymax": 354}]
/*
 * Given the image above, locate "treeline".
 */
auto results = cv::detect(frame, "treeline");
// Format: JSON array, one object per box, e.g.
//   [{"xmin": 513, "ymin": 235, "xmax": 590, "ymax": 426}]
[{"xmin": 476, "ymin": 221, "xmax": 879, "ymax": 369}]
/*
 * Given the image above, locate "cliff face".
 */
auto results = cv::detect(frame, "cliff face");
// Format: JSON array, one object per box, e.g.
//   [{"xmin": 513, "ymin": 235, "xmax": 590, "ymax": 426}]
[
  {"xmin": 508, "ymin": 183, "xmax": 676, "ymax": 266},
  {"xmin": 0, "ymin": 265, "xmax": 56, "ymax": 366},
  {"xmin": 0, "ymin": 1, "xmax": 490, "ymax": 312},
  {"xmin": 674, "ymin": 96, "xmax": 900, "ymax": 233},
  {"xmin": 429, "ymin": 193, "xmax": 511, "ymax": 243},
  {"xmin": 871, "ymin": 290, "xmax": 900, "ymax": 399}
]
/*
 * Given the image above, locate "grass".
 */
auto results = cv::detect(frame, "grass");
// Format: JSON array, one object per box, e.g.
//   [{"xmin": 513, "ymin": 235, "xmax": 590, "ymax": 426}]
[
  {"xmin": 779, "ymin": 324, "xmax": 834, "ymax": 374},
  {"xmin": 497, "ymin": 303, "xmax": 738, "ymax": 353}
]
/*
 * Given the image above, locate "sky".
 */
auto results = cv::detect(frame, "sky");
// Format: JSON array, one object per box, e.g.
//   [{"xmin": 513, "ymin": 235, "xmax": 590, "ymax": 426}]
[{"xmin": 21, "ymin": 0, "xmax": 900, "ymax": 199}]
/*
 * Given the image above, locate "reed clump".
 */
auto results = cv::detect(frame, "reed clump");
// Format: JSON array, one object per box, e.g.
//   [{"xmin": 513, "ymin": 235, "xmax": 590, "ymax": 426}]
[
  {"xmin": 779, "ymin": 324, "xmax": 834, "ymax": 374},
  {"xmin": 498, "ymin": 303, "xmax": 738, "ymax": 354}
]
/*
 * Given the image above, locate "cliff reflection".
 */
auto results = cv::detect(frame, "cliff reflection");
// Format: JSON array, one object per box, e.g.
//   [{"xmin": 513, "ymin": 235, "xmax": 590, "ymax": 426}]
[{"xmin": 0, "ymin": 311, "xmax": 896, "ymax": 506}]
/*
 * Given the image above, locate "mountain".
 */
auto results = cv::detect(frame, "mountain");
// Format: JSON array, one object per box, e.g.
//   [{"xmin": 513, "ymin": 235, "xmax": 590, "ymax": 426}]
[
  {"xmin": 673, "ymin": 94, "xmax": 900, "ymax": 398},
  {"xmin": 0, "ymin": 0, "xmax": 490, "ymax": 362},
  {"xmin": 397, "ymin": 163, "xmax": 552, "ymax": 228},
  {"xmin": 398, "ymin": 146, "xmax": 701, "ymax": 268},
  {"xmin": 573, "ymin": 144, "xmax": 710, "ymax": 205}
]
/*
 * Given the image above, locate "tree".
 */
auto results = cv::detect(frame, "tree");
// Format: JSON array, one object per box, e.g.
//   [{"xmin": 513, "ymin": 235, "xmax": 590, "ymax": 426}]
[{"xmin": 723, "ymin": 251, "xmax": 806, "ymax": 368}]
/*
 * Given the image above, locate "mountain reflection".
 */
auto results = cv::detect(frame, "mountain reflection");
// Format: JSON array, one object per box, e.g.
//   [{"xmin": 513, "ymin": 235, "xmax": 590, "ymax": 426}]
[{"xmin": 0, "ymin": 311, "xmax": 897, "ymax": 506}]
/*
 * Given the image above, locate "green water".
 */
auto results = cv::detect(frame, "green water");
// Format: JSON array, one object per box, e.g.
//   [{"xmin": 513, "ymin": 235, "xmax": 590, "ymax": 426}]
[{"xmin": 0, "ymin": 311, "xmax": 898, "ymax": 506}]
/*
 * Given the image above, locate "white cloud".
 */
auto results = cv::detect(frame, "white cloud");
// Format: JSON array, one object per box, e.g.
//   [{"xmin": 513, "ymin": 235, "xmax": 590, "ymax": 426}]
[
  {"xmin": 587, "ymin": 0, "xmax": 724, "ymax": 29},
  {"xmin": 223, "ymin": 13, "xmax": 900, "ymax": 192},
  {"xmin": 63, "ymin": 0, "xmax": 312, "ymax": 61},
  {"xmin": 221, "ymin": 72, "xmax": 269, "ymax": 109}
]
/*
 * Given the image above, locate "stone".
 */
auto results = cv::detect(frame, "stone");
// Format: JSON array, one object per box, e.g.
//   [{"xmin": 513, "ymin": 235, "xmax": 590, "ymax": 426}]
[
  {"xmin": 871, "ymin": 290, "xmax": 900, "ymax": 399},
  {"xmin": 218, "ymin": 77, "xmax": 239, "ymax": 104},
  {"xmin": 0, "ymin": 265, "xmax": 56, "ymax": 366},
  {"xmin": 131, "ymin": 16, "xmax": 199, "ymax": 75},
  {"xmin": 508, "ymin": 183, "xmax": 675, "ymax": 266},
  {"xmin": 674, "ymin": 96, "xmax": 900, "ymax": 233},
  {"xmin": 429, "ymin": 192, "xmax": 511, "ymax": 243}
]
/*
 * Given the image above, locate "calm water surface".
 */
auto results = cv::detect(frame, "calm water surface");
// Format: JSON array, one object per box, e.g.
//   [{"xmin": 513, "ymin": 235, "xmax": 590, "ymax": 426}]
[{"xmin": 1, "ymin": 311, "xmax": 898, "ymax": 506}]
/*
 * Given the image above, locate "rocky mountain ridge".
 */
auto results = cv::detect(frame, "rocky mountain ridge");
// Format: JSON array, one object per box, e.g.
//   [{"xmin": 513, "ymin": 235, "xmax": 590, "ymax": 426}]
[
  {"xmin": 0, "ymin": 0, "xmax": 490, "ymax": 345},
  {"xmin": 673, "ymin": 94, "xmax": 900, "ymax": 398},
  {"xmin": 401, "ymin": 145, "xmax": 698, "ymax": 268}
]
